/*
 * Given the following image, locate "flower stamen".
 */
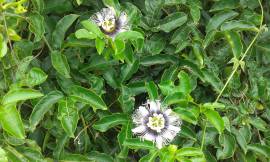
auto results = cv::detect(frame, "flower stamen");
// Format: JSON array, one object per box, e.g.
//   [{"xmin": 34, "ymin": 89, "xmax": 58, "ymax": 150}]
[
  {"xmin": 90, "ymin": 7, "xmax": 130, "ymax": 38},
  {"xmin": 132, "ymin": 100, "xmax": 182, "ymax": 149},
  {"xmin": 147, "ymin": 113, "xmax": 165, "ymax": 132}
]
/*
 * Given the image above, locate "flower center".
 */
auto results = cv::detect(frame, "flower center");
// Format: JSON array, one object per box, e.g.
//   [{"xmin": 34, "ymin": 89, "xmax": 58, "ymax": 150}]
[
  {"xmin": 147, "ymin": 113, "xmax": 165, "ymax": 132},
  {"xmin": 101, "ymin": 19, "xmax": 116, "ymax": 33}
]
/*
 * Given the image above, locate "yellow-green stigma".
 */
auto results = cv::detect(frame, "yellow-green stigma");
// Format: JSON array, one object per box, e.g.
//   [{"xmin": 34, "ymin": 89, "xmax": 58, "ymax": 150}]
[
  {"xmin": 101, "ymin": 19, "xmax": 116, "ymax": 33},
  {"xmin": 147, "ymin": 113, "xmax": 165, "ymax": 132}
]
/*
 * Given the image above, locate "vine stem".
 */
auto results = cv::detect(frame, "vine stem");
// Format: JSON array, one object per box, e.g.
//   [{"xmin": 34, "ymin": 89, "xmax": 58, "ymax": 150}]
[
  {"xmin": 42, "ymin": 35, "xmax": 53, "ymax": 52},
  {"xmin": 200, "ymin": 121, "xmax": 207, "ymax": 151},
  {"xmin": 2, "ymin": 11, "xmax": 19, "ymax": 63},
  {"xmin": 200, "ymin": 0, "xmax": 264, "ymax": 151},
  {"xmin": 214, "ymin": 0, "xmax": 264, "ymax": 103}
]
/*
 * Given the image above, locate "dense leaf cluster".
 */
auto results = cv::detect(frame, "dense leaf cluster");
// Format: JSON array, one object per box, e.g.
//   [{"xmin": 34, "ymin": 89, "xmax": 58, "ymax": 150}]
[{"xmin": 0, "ymin": 0, "xmax": 270, "ymax": 161}]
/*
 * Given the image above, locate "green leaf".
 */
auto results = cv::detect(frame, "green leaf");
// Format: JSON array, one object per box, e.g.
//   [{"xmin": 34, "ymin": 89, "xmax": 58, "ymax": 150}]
[
  {"xmin": 51, "ymin": 14, "xmax": 79, "ymax": 49},
  {"xmin": 114, "ymin": 38, "xmax": 125, "ymax": 56},
  {"xmin": 250, "ymin": 117, "xmax": 267, "ymax": 132},
  {"xmin": 0, "ymin": 104, "xmax": 25, "ymax": 139},
  {"xmin": 174, "ymin": 107, "xmax": 197, "ymax": 125},
  {"xmin": 0, "ymin": 34, "xmax": 8, "ymax": 58},
  {"xmin": 145, "ymin": 81, "xmax": 159, "ymax": 100},
  {"xmin": 59, "ymin": 153, "xmax": 92, "ymax": 161},
  {"xmin": 163, "ymin": 92, "xmax": 186, "ymax": 105},
  {"xmin": 232, "ymin": 128, "xmax": 247, "ymax": 153},
  {"xmin": 44, "ymin": 0, "xmax": 73, "ymax": 14},
  {"xmin": 187, "ymin": 0, "xmax": 201, "ymax": 23},
  {"xmin": 210, "ymin": 0, "xmax": 239, "ymax": 12},
  {"xmin": 192, "ymin": 41, "xmax": 204, "ymax": 67},
  {"xmin": 2, "ymin": 88, "xmax": 43, "ymax": 105},
  {"xmin": 203, "ymin": 30, "xmax": 217, "ymax": 48},
  {"xmin": 201, "ymin": 68, "xmax": 223, "ymax": 92},
  {"xmin": 117, "ymin": 121, "xmax": 132, "ymax": 158},
  {"xmin": 120, "ymin": 59, "xmax": 139, "ymax": 82},
  {"xmin": 139, "ymin": 150, "xmax": 158, "ymax": 162},
  {"xmin": 65, "ymin": 34, "xmax": 95, "ymax": 48},
  {"xmin": 180, "ymin": 125, "xmax": 197, "ymax": 140},
  {"xmin": 202, "ymin": 102, "xmax": 225, "ymax": 110},
  {"xmin": 115, "ymin": 31, "xmax": 144, "ymax": 41},
  {"xmin": 81, "ymin": 20, "xmax": 104, "ymax": 38},
  {"xmin": 204, "ymin": 109, "xmax": 224, "ymax": 133},
  {"xmin": 53, "ymin": 134, "xmax": 69, "ymax": 159},
  {"xmin": 206, "ymin": 10, "xmax": 238, "ymax": 33},
  {"xmin": 164, "ymin": 0, "xmax": 186, "ymax": 6},
  {"xmin": 93, "ymin": 113, "xmax": 128, "ymax": 132},
  {"xmin": 144, "ymin": 33, "xmax": 166, "ymax": 55},
  {"xmin": 0, "ymin": 147, "xmax": 8, "ymax": 162},
  {"xmin": 239, "ymin": 126, "xmax": 251, "ymax": 144},
  {"xmin": 247, "ymin": 144, "xmax": 270, "ymax": 158},
  {"xmin": 161, "ymin": 65, "xmax": 178, "ymax": 82},
  {"xmin": 29, "ymin": 91, "xmax": 64, "ymax": 130},
  {"xmin": 80, "ymin": 55, "xmax": 118, "ymax": 72},
  {"xmin": 103, "ymin": 68, "xmax": 120, "ymax": 89},
  {"xmin": 141, "ymin": 54, "xmax": 178, "ymax": 66},
  {"xmin": 15, "ymin": 56, "xmax": 34, "ymax": 81},
  {"xmin": 159, "ymin": 145, "xmax": 177, "ymax": 162},
  {"xmin": 145, "ymin": 0, "xmax": 164, "ymax": 16},
  {"xmin": 28, "ymin": 12, "xmax": 45, "ymax": 41},
  {"xmin": 31, "ymin": 0, "xmax": 44, "ymax": 13},
  {"xmin": 118, "ymin": 86, "xmax": 135, "ymax": 113},
  {"xmin": 95, "ymin": 37, "xmax": 105, "ymax": 54},
  {"xmin": 4, "ymin": 146, "xmax": 29, "ymax": 162},
  {"xmin": 88, "ymin": 151, "xmax": 114, "ymax": 162},
  {"xmin": 16, "ymin": 146, "xmax": 45, "ymax": 161},
  {"xmin": 102, "ymin": 0, "xmax": 120, "ymax": 10},
  {"xmin": 176, "ymin": 147, "xmax": 204, "ymax": 157},
  {"xmin": 75, "ymin": 29, "xmax": 96, "ymax": 40},
  {"xmin": 170, "ymin": 25, "xmax": 191, "ymax": 44},
  {"xmin": 157, "ymin": 12, "xmax": 187, "ymax": 32},
  {"xmin": 224, "ymin": 31, "xmax": 242, "ymax": 59},
  {"xmin": 26, "ymin": 67, "xmax": 48, "ymax": 86},
  {"xmin": 51, "ymin": 51, "xmax": 71, "ymax": 78},
  {"xmin": 57, "ymin": 98, "xmax": 79, "ymax": 138},
  {"xmin": 123, "ymin": 138, "xmax": 156, "ymax": 150},
  {"xmin": 216, "ymin": 133, "xmax": 236, "ymax": 159},
  {"xmin": 178, "ymin": 71, "xmax": 192, "ymax": 94},
  {"xmin": 220, "ymin": 20, "xmax": 258, "ymax": 31},
  {"xmin": 70, "ymin": 85, "xmax": 107, "ymax": 111}
]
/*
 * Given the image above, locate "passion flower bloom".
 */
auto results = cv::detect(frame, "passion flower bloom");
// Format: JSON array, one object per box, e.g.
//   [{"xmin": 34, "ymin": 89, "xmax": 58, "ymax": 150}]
[
  {"xmin": 90, "ymin": 7, "xmax": 129, "ymax": 38},
  {"xmin": 132, "ymin": 100, "xmax": 182, "ymax": 149}
]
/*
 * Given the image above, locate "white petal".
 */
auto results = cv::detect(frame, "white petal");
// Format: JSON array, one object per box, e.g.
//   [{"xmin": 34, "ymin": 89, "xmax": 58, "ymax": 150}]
[
  {"xmin": 161, "ymin": 130, "xmax": 174, "ymax": 141},
  {"xmin": 100, "ymin": 8, "xmax": 115, "ymax": 22},
  {"xmin": 155, "ymin": 136, "xmax": 163, "ymax": 149},
  {"xmin": 118, "ymin": 12, "xmax": 128, "ymax": 26},
  {"xmin": 148, "ymin": 100, "xmax": 161, "ymax": 112},
  {"xmin": 138, "ymin": 106, "xmax": 149, "ymax": 116},
  {"xmin": 168, "ymin": 116, "xmax": 181, "ymax": 125},
  {"xmin": 108, "ymin": 7, "xmax": 116, "ymax": 17},
  {"xmin": 164, "ymin": 109, "xmax": 172, "ymax": 116},
  {"xmin": 132, "ymin": 125, "xmax": 146, "ymax": 134},
  {"xmin": 143, "ymin": 133, "xmax": 155, "ymax": 142},
  {"xmin": 91, "ymin": 12, "xmax": 103, "ymax": 26},
  {"xmin": 168, "ymin": 125, "xmax": 181, "ymax": 133}
]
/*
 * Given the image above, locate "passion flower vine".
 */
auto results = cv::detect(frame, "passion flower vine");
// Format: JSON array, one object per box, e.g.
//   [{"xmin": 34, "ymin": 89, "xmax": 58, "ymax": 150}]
[
  {"xmin": 132, "ymin": 100, "xmax": 182, "ymax": 149},
  {"xmin": 90, "ymin": 7, "xmax": 129, "ymax": 38}
]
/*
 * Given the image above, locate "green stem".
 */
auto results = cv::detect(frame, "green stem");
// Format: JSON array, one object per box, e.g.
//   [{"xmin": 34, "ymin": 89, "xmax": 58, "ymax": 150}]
[
  {"xmin": 2, "ymin": 12, "xmax": 19, "ymax": 63},
  {"xmin": 214, "ymin": 0, "xmax": 264, "ymax": 103},
  {"xmin": 42, "ymin": 36, "xmax": 53, "ymax": 52},
  {"xmin": 200, "ymin": 121, "xmax": 207, "ymax": 151}
]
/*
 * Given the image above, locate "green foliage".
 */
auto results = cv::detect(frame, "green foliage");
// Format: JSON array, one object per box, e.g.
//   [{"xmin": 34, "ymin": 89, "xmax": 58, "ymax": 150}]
[{"xmin": 0, "ymin": 0, "xmax": 270, "ymax": 161}]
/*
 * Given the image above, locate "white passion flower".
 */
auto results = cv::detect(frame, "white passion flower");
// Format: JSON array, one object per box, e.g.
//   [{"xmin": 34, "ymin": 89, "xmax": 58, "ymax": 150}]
[
  {"xmin": 132, "ymin": 100, "xmax": 182, "ymax": 149},
  {"xmin": 90, "ymin": 7, "xmax": 129, "ymax": 38}
]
